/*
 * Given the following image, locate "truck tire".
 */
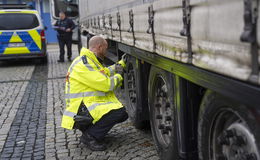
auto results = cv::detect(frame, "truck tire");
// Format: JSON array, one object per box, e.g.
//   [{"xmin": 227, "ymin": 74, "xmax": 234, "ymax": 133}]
[
  {"xmin": 148, "ymin": 66, "xmax": 178, "ymax": 160},
  {"xmin": 124, "ymin": 56, "xmax": 147, "ymax": 129},
  {"xmin": 198, "ymin": 90, "xmax": 260, "ymax": 160}
]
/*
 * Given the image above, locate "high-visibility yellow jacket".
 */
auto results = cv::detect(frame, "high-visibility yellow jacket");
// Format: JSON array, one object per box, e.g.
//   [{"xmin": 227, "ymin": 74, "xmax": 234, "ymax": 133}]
[{"xmin": 61, "ymin": 47, "xmax": 126, "ymax": 130}]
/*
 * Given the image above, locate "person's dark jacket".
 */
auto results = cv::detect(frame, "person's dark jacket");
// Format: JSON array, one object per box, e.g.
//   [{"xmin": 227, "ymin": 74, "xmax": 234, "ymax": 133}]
[{"xmin": 54, "ymin": 17, "xmax": 75, "ymax": 36}]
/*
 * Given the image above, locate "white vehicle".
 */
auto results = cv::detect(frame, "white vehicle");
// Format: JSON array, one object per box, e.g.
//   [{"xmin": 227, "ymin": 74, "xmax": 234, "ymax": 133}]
[
  {"xmin": 78, "ymin": 0, "xmax": 260, "ymax": 160},
  {"xmin": 50, "ymin": 0, "xmax": 79, "ymax": 44}
]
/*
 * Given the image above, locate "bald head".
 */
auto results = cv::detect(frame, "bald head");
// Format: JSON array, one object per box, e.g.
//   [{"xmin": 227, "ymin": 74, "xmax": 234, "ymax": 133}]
[
  {"xmin": 89, "ymin": 36, "xmax": 108, "ymax": 60},
  {"xmin": 89, "ymin": 36, "xmax": 106, "ymax": 48}
]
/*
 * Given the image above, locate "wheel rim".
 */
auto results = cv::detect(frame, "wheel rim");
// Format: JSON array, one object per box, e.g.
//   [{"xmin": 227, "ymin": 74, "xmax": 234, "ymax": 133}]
[
  {"xmin": 127, "ymin": 63, "xmax": 137, "ymax": 113},
  {"xmin": 211, "ymin": 109, "xmax": 260, "ymax": 160},
  {"xmin": 152, "ymin": 75, "xmax": 173, "ymax": 147}
]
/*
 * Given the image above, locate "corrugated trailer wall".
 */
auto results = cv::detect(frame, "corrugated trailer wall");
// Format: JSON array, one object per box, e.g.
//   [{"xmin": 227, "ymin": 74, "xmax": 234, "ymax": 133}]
[
  {"xmin": 79, "ymin": 0, "xmax": 260, "ymax": 85},
  {"xmin": 120, "ymin": 8, "xmax": 135, "ymax": 46},
  {"xmin": 191, "ymin": 0, "xmax": 252, "ymax": 81},
  {"xmin": 153, "ymin": 0, "xmax": 188, "ymax": 63}
]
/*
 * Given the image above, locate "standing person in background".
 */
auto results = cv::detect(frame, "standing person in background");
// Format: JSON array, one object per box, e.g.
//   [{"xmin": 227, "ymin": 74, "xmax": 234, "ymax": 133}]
[{"xmin": 54, "ymin": 12, "xmax": 75, "ymax": 62}]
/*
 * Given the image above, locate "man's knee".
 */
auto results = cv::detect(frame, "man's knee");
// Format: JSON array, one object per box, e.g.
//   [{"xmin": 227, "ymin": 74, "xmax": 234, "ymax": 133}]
[
  {"xmin": 117, "ymin": 107, "xmax": 128, "ymax": 123},
  {"xmin": 101, "ymin": 107, "xmax": 128, "ymax": 124}
]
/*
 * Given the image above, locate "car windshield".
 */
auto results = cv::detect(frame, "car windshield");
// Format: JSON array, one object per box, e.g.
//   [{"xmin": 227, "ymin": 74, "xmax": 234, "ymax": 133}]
[
  {"xmin": 53, "ymin": 0, "xmax": 78, "ymax": 18},
  {"xmin": 0, "ymin": 13, "xmax": 39, "ymax": 30}
]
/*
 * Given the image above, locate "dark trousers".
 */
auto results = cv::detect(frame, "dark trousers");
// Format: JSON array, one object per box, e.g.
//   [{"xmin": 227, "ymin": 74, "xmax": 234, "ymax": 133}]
[
  {"xmin": 57, "ymin": 35, "xmax": 72, "ymax": 60},
  {"xmin": 79, "ymin": 107, "xmax": 128, "ymax": 141}
]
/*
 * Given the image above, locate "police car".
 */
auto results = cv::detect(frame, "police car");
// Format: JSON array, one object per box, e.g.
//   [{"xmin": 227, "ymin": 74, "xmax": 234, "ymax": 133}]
[{"xmin": 0, "ymin": 4, "xmax": 47, "ymax": 61}]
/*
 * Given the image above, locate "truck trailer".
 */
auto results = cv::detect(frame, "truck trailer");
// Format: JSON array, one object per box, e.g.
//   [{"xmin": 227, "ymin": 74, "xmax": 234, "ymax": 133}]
[{"xmin": 77, "ymin": 0, "xmax": 260, "ymax": 159}]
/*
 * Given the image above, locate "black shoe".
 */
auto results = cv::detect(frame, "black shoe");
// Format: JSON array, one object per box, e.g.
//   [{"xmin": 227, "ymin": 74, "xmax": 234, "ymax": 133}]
[
  {"xmin": 57, "ymin": 59, "xmax": 64, "ymax": 62},
  {"xmin": 80, "ymin": 133, "xmax": 107, "ymax": 151}
]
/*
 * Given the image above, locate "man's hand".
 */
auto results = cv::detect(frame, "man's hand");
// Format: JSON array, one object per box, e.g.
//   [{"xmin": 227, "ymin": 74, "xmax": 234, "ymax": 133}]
[
  {"xmin": 115, "ymin": 64, "xmax": 124, "ymax": 76},
  {"xmin": 66, "ymin": 28, "xmax": 71, "ymax": 32},
  {"xmin": 117, "ymin": 54, "xmax": 128, "ymax": 69},
  {"xmin": 121, "ymin": 53, "xmax": 128, "ymax": 63}
]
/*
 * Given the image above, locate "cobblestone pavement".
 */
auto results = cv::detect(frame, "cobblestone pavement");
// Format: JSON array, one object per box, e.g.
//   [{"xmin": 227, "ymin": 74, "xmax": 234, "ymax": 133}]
[
  {"xmin": 0, "ymin": 45, "xmax": 159, "ymax": 160},
  {"xmin": 0, "ymin": 61, "xmax": 34, "ymax": 83}
]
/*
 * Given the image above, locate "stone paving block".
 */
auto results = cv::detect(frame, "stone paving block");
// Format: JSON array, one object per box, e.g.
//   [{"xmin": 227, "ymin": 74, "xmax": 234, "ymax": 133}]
[
  {"xmin": 57, "ymin": 153, "xmax": 69, "ymax": 158},
  {"xmin": 2, "ymin": 147, "xmax": 14, "ymax": 154},
  {"xmin": 86, "ymin": 154, "xmax": 97, "ymax": 159},
  {"xmin": 108, "ymin": 156, "xmax": 120, "ymax": 160},
  {"xmin": 55, "ymin": 142, "xmax": 66, "ymax": 146},
  {"xmin": 70, "ymin": 148, "xmax": 82, "ymax": 154},
  {"xmin": 96, "ymin": 155, "xmax": 109, "ymax": 160},
  {"xmin": 58, "ymin": 157, "xmax": 73, "ymax": 160},
  {"xmin": 34, "ymin": 155, "xmax": 45, "ymax": 160},
  {"xmin": 132, "ymin": 157, "xmax": 144, "ymax": 160},
  {"xmin": 4, "ymin": 141, "xmax": 15, "ymax": 148},
  {"xmin": 68, "ymin": 144, "xmax": 78, "ymax": 149},
  {"xmin": 45, "ymin": 157, "xmax": 57, "ymax": 160},
  {"xmin": 57, "ymin": 149, "xmax": 69, "ymax": 154},
  {"xmin": 46, "ymin": 153, "xmax": 56, "ymax": 158},
  {"xmin": 68, "ymin": 141, "xmax": 79, "ymax": 145},
  {"xmin": 73, "ymin": 156, "xmax": 86, "ymax": 160},
  {"xmin": 22, "ymin": 156, "xmax": 32, "ymax": 160},
  {"xmin": 0, "ymin": 153, "xmax": 12, "ymax": 159},
  {"xmin": 106, "ymin": 151, "xmax": 117, "ymax": 157}
]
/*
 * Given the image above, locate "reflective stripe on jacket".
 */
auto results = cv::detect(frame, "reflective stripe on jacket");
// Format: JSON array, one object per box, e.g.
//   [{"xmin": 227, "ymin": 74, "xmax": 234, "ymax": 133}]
[{"xmin": 61, "ymin": 47, "xmax": 124, "ymax": 130}]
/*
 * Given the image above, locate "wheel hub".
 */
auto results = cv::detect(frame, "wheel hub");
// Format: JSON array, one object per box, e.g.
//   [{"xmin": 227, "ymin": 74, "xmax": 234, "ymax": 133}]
[{"xmin": 216, "ymin": 122, "xmax": 259, "ymax": 160}]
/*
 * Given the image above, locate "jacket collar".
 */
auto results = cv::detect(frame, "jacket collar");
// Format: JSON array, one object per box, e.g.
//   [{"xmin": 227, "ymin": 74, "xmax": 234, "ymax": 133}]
[{"xmin": 80, "ymin": 47, "xmax": 103, "ymax": 67}]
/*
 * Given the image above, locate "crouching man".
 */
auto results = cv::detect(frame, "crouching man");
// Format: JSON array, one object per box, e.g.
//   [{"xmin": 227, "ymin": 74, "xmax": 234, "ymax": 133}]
[{"xmin": 61, "ymin": 36, "xmax": 128, "ymax": 151}]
